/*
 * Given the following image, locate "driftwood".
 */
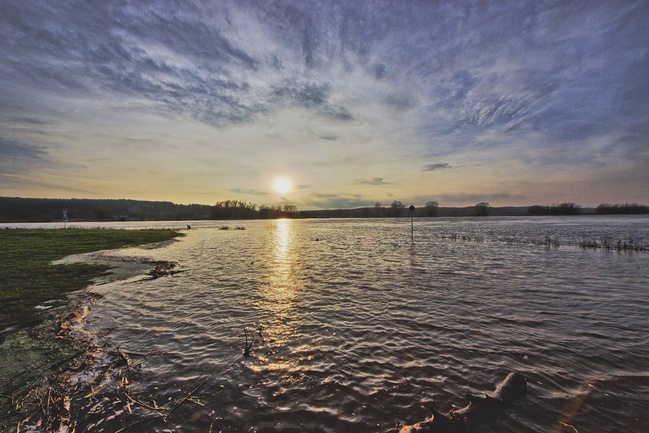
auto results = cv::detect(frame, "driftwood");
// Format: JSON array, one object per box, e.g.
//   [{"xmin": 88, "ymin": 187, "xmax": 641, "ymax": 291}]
[
  {"xmin": 147, "ymin": 261, "xmax": 183, "ymax": 279},
  {"xmin": 400, "ymin": 372, "xmax": 526, "ymax": 433}
]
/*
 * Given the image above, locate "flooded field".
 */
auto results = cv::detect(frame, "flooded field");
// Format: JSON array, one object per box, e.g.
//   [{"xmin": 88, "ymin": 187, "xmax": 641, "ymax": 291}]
[{"xmin": 5, "ymin": 216, "xmax": 649, "ymax": 432}]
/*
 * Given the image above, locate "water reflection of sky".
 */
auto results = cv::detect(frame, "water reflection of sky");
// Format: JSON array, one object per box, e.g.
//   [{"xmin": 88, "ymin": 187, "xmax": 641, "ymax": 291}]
[{"xmin": 59, "ymin": 218, "xmax": 649, "ymax": 432}]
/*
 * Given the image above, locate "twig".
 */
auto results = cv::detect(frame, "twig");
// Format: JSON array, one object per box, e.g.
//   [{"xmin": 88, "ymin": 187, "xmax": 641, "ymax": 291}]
[
  {"xmin": 45, "ymin": 387, "xmax": 51, "ymax": 420},
  {"xmin": 243, "ymin": 328, "xmax": 254, "ymax": 357},
  {"xmin": 559, "ymin": 421, "xmax": 579, "ymax": 432},
  {"xmin": 208, "ymin": 409, "xmax": 216, "ymax": 433},
  {"xmin": 113, "ymin": 419, "xmax": 151, "ymax": 433},
  {"xmin": 124, "ymin": 393, "xmax": 163, "ymax": 413},
  {"xmin": 163, "ymin": 353, "xmax": 242, "ymax": 421}
]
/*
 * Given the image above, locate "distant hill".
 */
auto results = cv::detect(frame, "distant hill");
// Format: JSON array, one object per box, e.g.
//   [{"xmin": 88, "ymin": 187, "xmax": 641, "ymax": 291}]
[{"xmin": 0, "ymin": 197, "xmax": 213, "ymax": 222}]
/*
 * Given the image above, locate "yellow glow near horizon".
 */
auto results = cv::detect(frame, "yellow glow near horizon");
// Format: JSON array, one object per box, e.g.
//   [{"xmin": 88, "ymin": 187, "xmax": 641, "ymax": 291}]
[{"xmin": 273, "ymin": 177, "xmax": 292, "ymax": 194}]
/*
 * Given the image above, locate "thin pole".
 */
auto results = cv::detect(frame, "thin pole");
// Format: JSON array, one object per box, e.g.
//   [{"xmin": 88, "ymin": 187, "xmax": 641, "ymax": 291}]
[{"xmin": 409, "ymin": 205, "xmax": 415, "ymax": 240}]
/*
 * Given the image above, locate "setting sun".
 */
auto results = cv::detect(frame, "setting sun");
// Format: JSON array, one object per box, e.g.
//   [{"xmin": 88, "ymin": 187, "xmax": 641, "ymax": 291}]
[{"xmin": 273, "ymin": 177, "xmax": 292, "ymax": 194}]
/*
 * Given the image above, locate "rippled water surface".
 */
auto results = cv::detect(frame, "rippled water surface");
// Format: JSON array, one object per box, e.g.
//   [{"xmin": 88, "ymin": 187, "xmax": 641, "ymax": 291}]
[{"xmin": 68, "ymin": 217, "xmax": 649, "ymax": 431}]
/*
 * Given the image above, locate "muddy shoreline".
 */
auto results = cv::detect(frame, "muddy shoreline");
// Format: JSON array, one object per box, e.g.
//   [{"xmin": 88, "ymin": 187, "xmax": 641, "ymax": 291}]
[{"xmin": 1, "ymin": 250, "xmax": 182, "ymax": 433}]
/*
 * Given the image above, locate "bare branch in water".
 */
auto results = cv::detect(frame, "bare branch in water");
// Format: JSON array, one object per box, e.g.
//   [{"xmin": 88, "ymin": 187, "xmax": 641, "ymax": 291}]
[{"xmin": 243, "ymin": 328, "xmax": 254, "ymax": 357}]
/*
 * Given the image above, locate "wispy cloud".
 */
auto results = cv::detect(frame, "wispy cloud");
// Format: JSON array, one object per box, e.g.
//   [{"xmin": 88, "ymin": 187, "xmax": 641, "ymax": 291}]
[
  {"xmin": 0, "ymin": 136, "xmax": 48, "ymax": 175},
  {"xmin": 229, "ymin": 188, "xmax": 270, "ymax": 196},
  {"xmin": 303, "ymin": 192, "xmax": 370, "ymax": 209},
  {"xmin": 422, "ymin": 163, "xmax": 451, "ymax": 172},
  {"xmin": 353, "ymin": 177, "xmax": 389, "ymax": 186},
  {"xmin": 0, "ymin": 137, "xmax": 46, "ymax": 161},
  {"xmin": 438, "ymin": 192, "xmax": 527, "ymax": 205}
]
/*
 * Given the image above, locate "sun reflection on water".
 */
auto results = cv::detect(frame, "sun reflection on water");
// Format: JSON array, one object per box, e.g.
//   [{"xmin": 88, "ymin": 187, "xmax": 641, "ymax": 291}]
[
  {"xmin": 274, "ymin": 218, "xmax": 291, "ymax": 266},
  {"xmin": 255, "ymin": 219, "xmax": 306, "ymax": 373}
]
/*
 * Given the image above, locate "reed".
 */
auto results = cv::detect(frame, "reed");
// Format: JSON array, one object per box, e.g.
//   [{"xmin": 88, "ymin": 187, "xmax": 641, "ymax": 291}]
[
  {"xmin": 579, "ymin": 237, "xmax": 647, "ymax": 252},
  {"xmin": 435, "ymin": 231, "xmax": 647, "ymax": 251},
  {"xmin": 435, "ymin": 233, "xmax": 485, "ymax": 243}
]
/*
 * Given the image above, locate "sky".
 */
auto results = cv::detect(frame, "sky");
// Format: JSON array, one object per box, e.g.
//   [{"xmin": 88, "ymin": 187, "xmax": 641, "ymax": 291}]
[{"xmin": 1, "ymin": 0, "xmax": 648, "ymax": 209}]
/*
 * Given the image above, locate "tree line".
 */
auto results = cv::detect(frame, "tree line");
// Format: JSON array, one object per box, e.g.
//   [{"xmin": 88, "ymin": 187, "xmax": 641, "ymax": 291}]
[
  {"xmin": 595, "ymin": 203, "xmax": 649, "ymax": 214},
  {"xmin": 0, "ymin": 197, "xmax": 213, "ymax": 222},
  {"xmin": 0, "ymin": 197, "xmax": 446, "ymax": 221},
  {"xmin": 527, "ymin": 202, "xmax": 648, "ymax": 216},
  {"xmin": 211, "ymin": 200, "xmax": 298, "ymax": 219},
  {"xmin": 527, "ymin": 202, "xmax": 582, "ymax": 216},
  {"xmin": 1, "ymin": 197, "xmax": 646, "ymax": 223}
]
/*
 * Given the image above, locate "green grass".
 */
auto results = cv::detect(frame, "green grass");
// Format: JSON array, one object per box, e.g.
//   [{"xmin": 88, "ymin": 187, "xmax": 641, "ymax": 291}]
[
  {"xmin": 0, "ymin": 229, "xmax": 182, "ymax": 327},
  {"xmin": 0, "ymin": 228, "xmax": 182, "ymax": 430}
]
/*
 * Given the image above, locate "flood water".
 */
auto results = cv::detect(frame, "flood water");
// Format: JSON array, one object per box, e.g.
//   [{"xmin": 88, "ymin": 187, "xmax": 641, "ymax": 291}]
[{"xmin": 20, "ymin": 217, "xmax": 649, "ymax": 432}]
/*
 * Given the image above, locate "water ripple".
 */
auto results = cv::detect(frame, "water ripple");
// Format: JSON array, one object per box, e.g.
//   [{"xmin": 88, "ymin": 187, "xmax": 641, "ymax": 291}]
[{"xmin": 73, "ymin": 217, "xmax": 649, "ymax": 432}]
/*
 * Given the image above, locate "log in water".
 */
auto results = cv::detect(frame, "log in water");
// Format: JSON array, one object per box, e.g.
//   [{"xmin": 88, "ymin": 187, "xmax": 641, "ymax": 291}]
[{"xmin": 400, "ymin": 372, "xmax": 526, "ymax": 433}]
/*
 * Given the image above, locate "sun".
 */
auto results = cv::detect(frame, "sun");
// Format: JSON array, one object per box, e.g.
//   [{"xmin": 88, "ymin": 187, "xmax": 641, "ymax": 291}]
[{"xmin": 273, "ymin": 177, "xmax": 292, "ymax": 194}]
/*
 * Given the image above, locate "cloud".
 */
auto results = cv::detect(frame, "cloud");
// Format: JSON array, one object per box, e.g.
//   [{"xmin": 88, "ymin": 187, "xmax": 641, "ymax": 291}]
[
  {"xmin": 353, "ymin": 177, "xmax": 389, "ymax": 185},
  {"xmin": 303, "ymin": 192, "xmax": 371, "ymax": 209},
  {"xmin": 271, "ymin": 82, "xmax": 354, "ymax": 121},
  {"xmin": 0, "ymin": 137, "xmax": 45, "ymax": 160},
  {"xmin": 0, "ymin": 137, "xmax": 48, "ymax": 174},
  {"xmin": 422, "ymin": 163, "xmax": 451, "ymax": 172},
  {"xmin": 438, "ymin": 192, "xmax": 527, "ymax": 205},
  {"xmin": 4, "ymin": 1, "xmax": 647, "ymax": 142},
  {"xmin": 229, "ymin": 188, "xmax": 270, "ymax": 196}
]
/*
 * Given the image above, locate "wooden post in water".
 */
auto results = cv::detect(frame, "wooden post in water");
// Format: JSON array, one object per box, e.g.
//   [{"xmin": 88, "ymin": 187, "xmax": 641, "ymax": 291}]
[{"xmin": 409, "ymin": 205, "xmax": 415, "ymax": 240}]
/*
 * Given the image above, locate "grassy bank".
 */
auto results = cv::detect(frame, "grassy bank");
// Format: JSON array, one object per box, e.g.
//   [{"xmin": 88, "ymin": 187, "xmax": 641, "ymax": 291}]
[
  {"xmin": 0, "ymin": 228, "xmax": 182, "ymax": 431},
  {"xmin": 0, "ymin": 229, "xmax": 181, "ymax": 326}
]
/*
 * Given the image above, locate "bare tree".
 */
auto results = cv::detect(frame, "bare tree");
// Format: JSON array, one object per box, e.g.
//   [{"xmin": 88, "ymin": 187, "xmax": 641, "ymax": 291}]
[
  {"xmin": 424, "ymin": 201, "xmax": 439, "ymax": 217},
  {"xmin": 390, "ymin": 200, "xmax": 405, "ymax": 217},
  {"xmin": 282, "ymin": 204, "xmax": 298, "ymax": 215},
  {"xmin": 474, "ymin": 202, "xmax": 491, "ymax": 217}
]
